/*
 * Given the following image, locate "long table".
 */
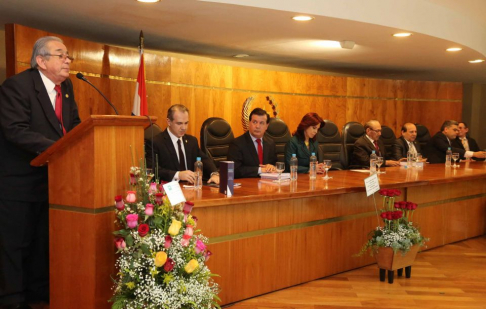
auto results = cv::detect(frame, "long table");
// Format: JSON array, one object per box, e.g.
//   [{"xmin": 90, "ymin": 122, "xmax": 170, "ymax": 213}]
[{"xmin": 185, "ymin": 162, "xmax": 486, "ymax": 305}]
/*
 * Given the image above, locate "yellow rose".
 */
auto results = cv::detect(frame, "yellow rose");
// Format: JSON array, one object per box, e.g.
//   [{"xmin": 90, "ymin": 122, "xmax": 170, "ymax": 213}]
[
  {"xmin": 154, "ymin": 251, "xmax": 168, "ymax": 267},
  {"xmin": 168, "ymin": 219, "xmax": 182, "ymax": 236},
  {"xmin": 184, "ymin": 259, "xmax": 199, "ymax": 274}
]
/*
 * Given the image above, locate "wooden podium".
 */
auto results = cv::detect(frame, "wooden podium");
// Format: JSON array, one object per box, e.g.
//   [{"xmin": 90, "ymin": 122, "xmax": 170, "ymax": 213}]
[{"xmin": 31, "ymin": 115, "xmax": 156, "ymax": 309}]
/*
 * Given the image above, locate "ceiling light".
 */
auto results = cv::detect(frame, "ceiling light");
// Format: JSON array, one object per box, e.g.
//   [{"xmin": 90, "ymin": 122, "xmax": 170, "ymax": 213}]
[
  {"xmin": 446, "ymin": 47, "xmax": 462, "ymax": 52},
  {"xmin": 292, "ymin": 15, "xmax": 314, "ymax": 21},
  {"xmin": 233, "ymin": 54, "xmax": 249, "ymax": 58},
  {"xmin": 393, "ymin": 32, "xmax": 412, "ymax": 37},
  {"xmin": 137, "ymin": 0, "xmax": 160, "ymax": 2},
  {"xmin": 468, "ymin": 59, "xmax": 485, "ymax": 63}
]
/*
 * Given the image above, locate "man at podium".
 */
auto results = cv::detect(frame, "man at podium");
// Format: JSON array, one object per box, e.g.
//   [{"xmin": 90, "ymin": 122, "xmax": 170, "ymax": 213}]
[{"xmin": 0, "ymin": 36, "xmax": 81, "ymax": 309}]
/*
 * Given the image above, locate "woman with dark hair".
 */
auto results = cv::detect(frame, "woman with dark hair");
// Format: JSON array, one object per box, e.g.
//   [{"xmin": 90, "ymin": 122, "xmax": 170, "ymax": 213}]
[{"xmin": 284, "ymin": 113, "xmax": 325, "ymax": 173}]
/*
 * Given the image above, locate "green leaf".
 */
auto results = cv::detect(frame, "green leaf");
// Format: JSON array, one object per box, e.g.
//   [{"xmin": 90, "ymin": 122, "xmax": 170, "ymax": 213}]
[
  {"xmin": 141, "ymin": 244, "xmax": 151, "ymax": 255},
  {"xmin": 126, "ymin": 235, "xmax": 134, "ymax": 247}
]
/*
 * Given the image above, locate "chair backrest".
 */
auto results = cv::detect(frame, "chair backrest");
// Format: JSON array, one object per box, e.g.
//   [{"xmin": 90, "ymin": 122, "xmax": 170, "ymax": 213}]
[
  {"xmin": 415, "ymin": 124, "xmax": 431, "ymax": 151},
  {"xmin": 380, "ymin": 125, "xmax": 396, "ymax": 159},
  {"xmin": 144, "ymin": 123, "xmax": 163, "ymax": 141},
  {"xmin": 264, "ymin": 118, "xmax": 291, "ymax": 163},
  {"xmin": 317, "ymin": 119, "xmax": 343, "ymax": 169},
  {"xmin": 342, "ymin": 122, "xmax": 365, "ymax": 169},
  {"xmin": 200, "ymin": 117, "xmax": 234, "ymax": 168}
]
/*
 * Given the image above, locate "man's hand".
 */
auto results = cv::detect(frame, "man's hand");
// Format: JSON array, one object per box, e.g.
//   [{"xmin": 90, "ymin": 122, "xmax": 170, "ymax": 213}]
[
  {"xmin": 385, "ymin": 160, "xmax": 401, "ymax": 167},
  {"xmin": 208, "ymin": 174, "xmax": 220, "ymax": 185},
  {"xmin": 179, "ymin": 170, "xmax": 196, "ymax": 183},
  {"xmin": 473, "ymin": 151, "xmax": 486, "ymax": 158},
  {"xmin": 260, "ymin": 164, "xmax": 276, "ymax": 173}
]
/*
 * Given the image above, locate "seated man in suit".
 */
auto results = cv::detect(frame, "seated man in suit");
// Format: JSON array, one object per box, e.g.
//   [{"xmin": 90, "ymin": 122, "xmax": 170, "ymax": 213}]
[
  {"xmin": 425, "ymin": 120, "xmax": 486, "ymax": 163},
  {"xmin": 391, "ymin": 123, "xmax": 424, "ymax": 161},
  {"xmin": 146, "ymin": 104, "xmax": 219, "ymax": 184},
  {"xmin": 455, "ymin": 122, "xmax": 484, "ymax": 161},
  {"xmin": 351, "ymin": 120, "xmax": 400, "ymax": 168},
  {"xmin": 228, "ymin": 108, "xmax": 277, "ymax": 178}
]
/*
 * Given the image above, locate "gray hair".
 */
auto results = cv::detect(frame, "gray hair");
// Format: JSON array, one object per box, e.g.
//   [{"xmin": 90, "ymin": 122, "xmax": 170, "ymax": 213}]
[
  {"xmin": 30, "ymin": 36, "xmax": 63, "ymax": 69},
  {"xmin": 440, "ymin": 120, "xmax": 458, "ymax": 131},
  {"xmin": 167, "ymin": 104, "xmax": 189, "ymax": 120},
  {"xmin": 364, "ymin": 120, "xmax": 380, "ymax": 131}
]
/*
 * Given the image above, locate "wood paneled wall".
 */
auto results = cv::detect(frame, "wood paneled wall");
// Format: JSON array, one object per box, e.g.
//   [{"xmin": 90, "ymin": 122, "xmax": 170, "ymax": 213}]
[{"xmin": 6, "ymin": 24, "xmax": 463, "ymax": 139}]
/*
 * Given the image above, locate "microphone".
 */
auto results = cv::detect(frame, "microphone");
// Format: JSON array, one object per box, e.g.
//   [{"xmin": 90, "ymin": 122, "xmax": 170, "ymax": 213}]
[{"xmin": 76, "ymin": 73, "xmax": 119, "ymax": 115}]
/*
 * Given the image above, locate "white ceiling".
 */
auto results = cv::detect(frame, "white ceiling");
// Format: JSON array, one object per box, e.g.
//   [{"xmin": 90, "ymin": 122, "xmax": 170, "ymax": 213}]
[{"xmin": 1, "ymin": 0, "xmax": 486, "ymax": 83}]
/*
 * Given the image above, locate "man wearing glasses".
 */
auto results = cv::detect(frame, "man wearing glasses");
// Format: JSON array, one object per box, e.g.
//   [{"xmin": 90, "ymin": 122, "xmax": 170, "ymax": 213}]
[
  {"xmin": 425, "ymin": 120, "xmax": 485, "ymax": 163},
  {"xmin": 351, "ymin": 120, "xmax": 400, "ymax": 168},
  {"xmin": 0, "ymin": 36, "xmax": 81, "ymax": 309}
]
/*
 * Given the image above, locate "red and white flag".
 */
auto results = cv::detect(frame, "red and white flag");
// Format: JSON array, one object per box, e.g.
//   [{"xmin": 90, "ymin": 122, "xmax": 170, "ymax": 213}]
[{"xmin": 132, "ymin": 49, "xmax": 148, "ymax": 116}]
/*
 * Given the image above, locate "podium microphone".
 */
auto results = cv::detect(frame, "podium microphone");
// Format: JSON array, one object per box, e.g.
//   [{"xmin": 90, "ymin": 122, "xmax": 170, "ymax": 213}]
[{"xmin": 76, "ymin": 73, "xmax": 119, "ymax": 115}]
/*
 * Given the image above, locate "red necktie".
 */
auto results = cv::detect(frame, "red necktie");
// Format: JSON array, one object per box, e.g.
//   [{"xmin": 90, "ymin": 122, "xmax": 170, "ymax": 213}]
[
  {"xmin": 54, "ymin": 85, "xmax": 66, "ymax": 135},
  {"xmin": 374, "ymin": 141, "xmax": 380, "ymax": 155},
  {"xmin": 256, "ymin": 138, "xmax": 263, "ymax": 165}
]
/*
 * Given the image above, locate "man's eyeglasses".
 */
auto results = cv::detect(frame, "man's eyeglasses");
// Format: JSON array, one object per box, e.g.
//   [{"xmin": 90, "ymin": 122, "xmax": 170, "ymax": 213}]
[
  {"xmin": 370, "ymin": 129, "xmax": 382, "ymax": 133},
  {"xmin": 45, "ymin": 53, "xmax": 74, "ymax": 62}
]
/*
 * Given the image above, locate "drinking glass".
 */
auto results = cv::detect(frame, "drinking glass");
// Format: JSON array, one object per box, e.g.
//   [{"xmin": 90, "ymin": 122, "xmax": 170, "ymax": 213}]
[
  {"xmin": 322, "ymin": 160, "xmax": 333, "ymax": 180},
  {"xmin": 275, "ymin": 162, "xmax": 285, "ymax": 183},
  {"xmin": 452, "ymin": 153, "xmax": 460, "ymax": 168},
  {"xmin": 376, "ymin": 157, "xmax": 384, "ymax": 174}
]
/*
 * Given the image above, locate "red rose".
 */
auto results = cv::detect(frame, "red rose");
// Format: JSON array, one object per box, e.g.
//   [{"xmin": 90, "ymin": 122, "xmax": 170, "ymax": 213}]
[
  {"xmin": 412, "ymin": 203, "xmax": 418, "ymax": 210},
  {"xmin": 386, "ymin": 212, "xmax": 393, "ymax": 220},
  {"xmin": 394, "ymin": 202, "xmax": 400, "ymax": 209},
  {"xmin": 379, "ymin": 189, "xmax": 388, "ymax": 196},
  {"xmin": 138, "ymin": 224, "xmax": 149, "ymax": 237},
  {"xmin": 399, "ymin": 201, "xmax": 407, "ymax": 209},
  {"xmin": 164, "ymin": 258, "xmax": 175, "ymax": 272},
  {"xmin": 380, "ymin": 212, "xmax": 387, "ymax": 219}
]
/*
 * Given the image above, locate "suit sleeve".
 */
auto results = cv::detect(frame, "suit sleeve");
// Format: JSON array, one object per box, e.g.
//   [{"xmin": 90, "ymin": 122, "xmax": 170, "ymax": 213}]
[
  {"xmin": 391, "ymin": 140, "xmax": 404, "ymax": 161},
  {"xmin": 65, "ymin": 78, "xmax": 81, "ymax": 130},
  {"xmin": 198, "ymin": 147, "xmax": 218, "ymax": 179},
  {"xmin": 352, "ymin": 142, "xmax": 370, "ymax": 168},
  {"xmin": 442, "ymin": 137, "xmax": 466, "ymax": 159},
  {"xmin": 228, "ymin": 141, "xmax": 259, "ymax": 178},
  {"xmin": 145, "ymin": 137, "xmax": 177, "ymax": 182},
  {"xmin": 0, "ymin": 77, "xmax": 55, "ymax": 154}
]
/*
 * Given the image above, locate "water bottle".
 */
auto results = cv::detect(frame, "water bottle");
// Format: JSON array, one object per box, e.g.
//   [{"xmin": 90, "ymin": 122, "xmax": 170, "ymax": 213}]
[
  {"xmin": 407, "ymin": 150, "xmax": 414, "ymax": 168},
  {"xmin": 309, "ymin": 152, "xmax": 317, "ymax": 180},
  {"xmin": 370, "ymin": 150, "xmax": 377, "ymax": 174},
  {"xmin": 194, "ymin": 157, "xmax": 203, "ymax": 189},
  {"xmin": 290, "ymin": 154, "xmax": 298, "ymax": 181},
  {"xmin": 445, "ymin": 147, "xmax": 452, "ymax": 167}
]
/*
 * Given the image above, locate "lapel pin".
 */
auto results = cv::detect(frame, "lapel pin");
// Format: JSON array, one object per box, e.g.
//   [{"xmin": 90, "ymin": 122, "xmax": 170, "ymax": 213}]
[{"xmin": 65, "ymin": 94, "xmax": 69, "ymax": 98}]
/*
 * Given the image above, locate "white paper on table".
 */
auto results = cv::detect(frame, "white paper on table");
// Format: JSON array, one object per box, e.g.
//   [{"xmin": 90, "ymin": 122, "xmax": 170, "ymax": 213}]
[
  {"xmin": 163, "ymin": 181, "xmax": 186, "ymax": 205},
  {"xmin": 364, "ymin": 173, "xmax": 380, "ymax": 197}
]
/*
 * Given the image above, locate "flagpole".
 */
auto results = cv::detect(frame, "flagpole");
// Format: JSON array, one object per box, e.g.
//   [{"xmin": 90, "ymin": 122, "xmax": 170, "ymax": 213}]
[{"xmin": 139, "ymin": 30, "xmax": 144, "ymax": 52}]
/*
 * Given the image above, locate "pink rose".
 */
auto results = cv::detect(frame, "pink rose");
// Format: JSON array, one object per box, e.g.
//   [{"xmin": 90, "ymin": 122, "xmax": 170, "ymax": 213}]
[
  {"xmin": 184, "ymin": 225, "xmax": 193, "ymax": 237},
  {"xmin": 126, "ymin": 191, "xmax": 136, "ymax": 203},
  {"xmin": 148, "ymin": 182, "xmax": 157, "ymax": 194},
  {"xmin": 126, "ymin": 214, "xmax": 139, "ymax": 229},
  {"xmin": 138, "ymin": 223, "xmax": 149, "ymax": 237},
  {"xmin": 130, "ymin": 173, "xmax": 137, "ymax": 185},
  {"xmin": 159, "ymin": 181, "xmax": 168, "ymax": 194},
  {"xmin": 164, "ymin": 258, "xmax": 175, "ymax": 272},
  {"xmin": 164, "ymin": 235, "xmax": 172, "ymax": 249},
  {"xmin": 195, "ymin": 239, "xmax": 206, "ymax": 254},
  {"xmin": 145, "ymin": 203, "xmax": 154, "ymax": 216},
  {"xmin": 114, "ymin": 237, "xmax": 126, "ymax": 250},
  {"xmin": 155, "ymin": 193, "xmax": 163, "ymax": 205},
  {"xmin": 183, "ymin": 201, "xmax": 194, "ymax": 214},
  {"xmin": 181, "ymin": 234, "xmax": 191, "ymax": 247},
  {"xmin": 115, "ymin": 195, "xmax": 124, "ymax": 210}
]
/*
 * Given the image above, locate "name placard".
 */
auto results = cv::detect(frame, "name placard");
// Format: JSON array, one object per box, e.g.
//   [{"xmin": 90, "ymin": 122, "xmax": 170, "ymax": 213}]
[{"xmin": 364, "ymin": 173, "xmax": 380, "ymax": 196}]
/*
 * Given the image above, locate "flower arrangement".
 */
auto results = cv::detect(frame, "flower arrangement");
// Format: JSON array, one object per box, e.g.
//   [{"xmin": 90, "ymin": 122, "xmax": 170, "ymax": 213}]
[
  {"xmin": 110, "ymin": 166, "xmax": 220, "ymax": 309},
  {"xmin": 357, "ymin": 189, "xmax": 428, "ymax": 256}
]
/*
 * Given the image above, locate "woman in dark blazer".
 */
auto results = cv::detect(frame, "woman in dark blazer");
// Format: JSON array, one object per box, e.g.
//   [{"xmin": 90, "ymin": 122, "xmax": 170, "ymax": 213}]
[{"xmin": 284, "ymin": 113, "xmax": 325, "ymax": 173}]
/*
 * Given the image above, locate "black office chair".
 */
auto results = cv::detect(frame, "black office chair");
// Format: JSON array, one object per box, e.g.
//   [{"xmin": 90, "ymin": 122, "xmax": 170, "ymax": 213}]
[
  {"xmin": 342, "ymin": 122, "xmax": 365, "ymax": 169},
  {"xmin": 380, "ymin": 125, "xmax": 396, "ymax": 159},
  {"xmin": 200, "ymin": 117, "xmax": 234, "ymax": 168},
  {"xmin": 144, "ymin": 123, "xmax": 162, "ymax": 141},
  {"xmin": 264, "ymin": 118, "xmax": 291, "ymax": 163},
  {"xmin": 317, "ymin": 120, "xmax": 343, "ymax": 170},
  {"xmin": 415, "ymin": 124, "xmax": 431, "ymax": 151}
]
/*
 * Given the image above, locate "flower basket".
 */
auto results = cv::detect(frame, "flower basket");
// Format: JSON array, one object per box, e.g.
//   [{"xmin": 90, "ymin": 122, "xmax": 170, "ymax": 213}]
[{"xmin": 374, "ymin": 244, "xmax": 420, "ymax": 271}]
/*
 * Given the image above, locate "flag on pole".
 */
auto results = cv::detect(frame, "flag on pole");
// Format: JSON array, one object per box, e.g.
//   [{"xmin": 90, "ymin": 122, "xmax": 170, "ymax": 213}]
[{"xmin": 132, "ymin": 31, "xmax": 148, "ymax": 116}]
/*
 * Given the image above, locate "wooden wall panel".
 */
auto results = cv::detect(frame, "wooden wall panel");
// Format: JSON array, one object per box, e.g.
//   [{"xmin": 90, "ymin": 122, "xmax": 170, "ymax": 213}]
[{"xmin": 7, "ymin": 23, "xmax": 463, "ymax": 142}]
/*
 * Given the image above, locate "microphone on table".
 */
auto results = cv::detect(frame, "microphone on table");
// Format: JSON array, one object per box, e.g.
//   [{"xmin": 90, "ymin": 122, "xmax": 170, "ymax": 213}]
[{"xmin": 76, "ymin": 73, "xmax": 119, "ymax": 115}]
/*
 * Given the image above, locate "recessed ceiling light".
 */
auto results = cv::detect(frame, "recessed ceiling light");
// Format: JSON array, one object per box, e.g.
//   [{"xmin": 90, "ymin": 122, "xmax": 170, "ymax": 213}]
[
  {"xmin": 314, "ymin": 40, "xmax": 341, "ymax": 48},
  {"xmin": 233, "ymin": 54, "xmax": 249, "ymax": 58},
  {"xmin": 446, "ymin": 47, "xmax": 462, "ymax": 52},
  {"xmin": 292, "ymin": 15, "xmax": 314, "ymax": 21},
  {"xmin": 137, "ymin": 0, "xmax": 160, "ymax": 3},
  {"xmin": 469, "ymin": 59, "xmax": 485, "ymax": 63},
  {"xmin": 393, "ymin": 32, "xmax": 412, "ymax": 37}
]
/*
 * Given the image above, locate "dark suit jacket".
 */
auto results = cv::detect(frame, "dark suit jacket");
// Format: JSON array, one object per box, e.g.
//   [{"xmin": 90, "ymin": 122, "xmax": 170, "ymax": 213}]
[
  {"xmin": 284, "ymin": 135, "xmax": 322, "ymax": 173},
  {"xmin": 0, "ymin": 69, "xmax": 81, "ymax": 202},
  {"xmin": 391, "ymin": 136, "xmax": 422, "ymax": 161},
  {"xmin": 453, "ymin": 136, "xmax": 483, "ymax": 161},
  {"xmin": 227, "ymin": 131, "xmax": 277, "ymax": 178},
  {"xmin": 351, "ymin": 135, "xmax": 387, "ymax": 168},
  {"xmin": 145, "ymin": 129, "xmax": 217, "ymax": 182},
  {"xmin": 425, "ymin": 132, "xmax": 466, "ymax": 164}
]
